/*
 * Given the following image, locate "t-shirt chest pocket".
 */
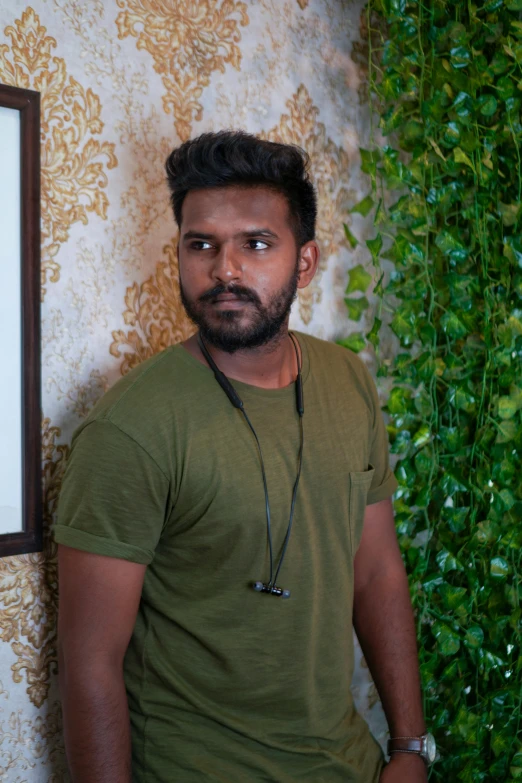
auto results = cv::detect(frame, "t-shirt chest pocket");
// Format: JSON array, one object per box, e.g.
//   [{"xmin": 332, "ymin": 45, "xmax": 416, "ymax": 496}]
[{"xmin": 349, "ymin": 465, "xmax": 375, "ymax": 556}]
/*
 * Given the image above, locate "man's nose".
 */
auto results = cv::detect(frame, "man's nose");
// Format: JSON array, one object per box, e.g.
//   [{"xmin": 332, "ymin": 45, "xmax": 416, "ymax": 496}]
[{"xmin": 211, "ymin": 244, "xmax": 242, "ymax": 284}]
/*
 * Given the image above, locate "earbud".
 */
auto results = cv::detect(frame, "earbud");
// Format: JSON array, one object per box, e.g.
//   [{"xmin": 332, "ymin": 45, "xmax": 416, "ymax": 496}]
[{"xmin": 252, "ymin": 582, "xmax": 291, "ymax": 599}]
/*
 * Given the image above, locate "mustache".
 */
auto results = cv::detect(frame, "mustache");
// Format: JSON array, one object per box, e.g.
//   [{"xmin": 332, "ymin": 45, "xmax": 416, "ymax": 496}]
[{"xmin": 199, "ymin": 284, "xmax": 261, "ymax": 307}]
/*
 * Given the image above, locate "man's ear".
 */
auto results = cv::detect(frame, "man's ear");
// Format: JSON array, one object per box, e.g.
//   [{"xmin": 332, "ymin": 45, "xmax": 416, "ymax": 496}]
[{"xmin": 297, "ymin": 241, "xmax": 320, "ymax": 290}]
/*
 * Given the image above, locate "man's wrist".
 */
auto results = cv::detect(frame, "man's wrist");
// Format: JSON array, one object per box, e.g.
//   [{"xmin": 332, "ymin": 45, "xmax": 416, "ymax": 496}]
[
  {"xmin": 389, "ymin": 724, "xmax": 426, "ymax": 737},
  {"xmin": 388, "ymin": 751, "xmax": 428, "ymax": 773}
]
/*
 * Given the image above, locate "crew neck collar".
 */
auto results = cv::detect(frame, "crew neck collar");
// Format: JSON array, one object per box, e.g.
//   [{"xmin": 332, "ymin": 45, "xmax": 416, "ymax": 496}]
[{"xmin": 174, "ymin": 331, "xmax": 310, "ymax": 399}]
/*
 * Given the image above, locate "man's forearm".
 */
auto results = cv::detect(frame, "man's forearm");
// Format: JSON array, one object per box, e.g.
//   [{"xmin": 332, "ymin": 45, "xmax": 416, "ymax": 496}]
[
  {"xmin": 353, "ymin": 564, "xmax": 425, "ymax": 738},
  {"xmin": 60, "ymin": 660, "xmax": 132, "ymax": 783}
]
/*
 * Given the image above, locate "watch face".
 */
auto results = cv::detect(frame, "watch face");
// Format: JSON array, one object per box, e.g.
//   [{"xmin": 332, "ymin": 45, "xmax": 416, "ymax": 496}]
[{"xmin": 424, "ymin": 733, "xmax": 437, "ymax": 764}]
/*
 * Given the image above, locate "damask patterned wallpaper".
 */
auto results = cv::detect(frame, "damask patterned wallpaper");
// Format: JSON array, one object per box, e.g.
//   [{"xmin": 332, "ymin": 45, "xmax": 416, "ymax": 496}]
[{"xmin": 0, "ymin": 1, "xmax": 387, "ymax": 778}]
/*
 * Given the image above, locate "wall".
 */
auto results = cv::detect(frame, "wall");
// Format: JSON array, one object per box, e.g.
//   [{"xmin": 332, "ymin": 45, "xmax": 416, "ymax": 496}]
[{"xmin": 0, "ymin": 1, "xmax": 386, "ymax": 778}]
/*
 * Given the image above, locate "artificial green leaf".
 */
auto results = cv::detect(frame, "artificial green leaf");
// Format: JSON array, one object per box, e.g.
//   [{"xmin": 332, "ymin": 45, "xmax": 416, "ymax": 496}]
[
  {"xmin": 439, "ymin": 426, "xmax": 462, "ymax": 452},
  {"xmin": 499, "ymin": 488, "xmax": 516, "ymax": 510},
  {"xmin": 387, "ymin": 386, "xmax": 413, "ymax": 414},
  {"xmin": 476, "ymin": 94, "xmax": 498, "ymax": 116},
  {"xmin": 374, "ymin": 198, "xmax": 387, "ymax": 226},
  {"xmin": 473, "ymin": 520, "xmax": 500, "ymax": 545},
  {"xmin": 401, "ymin": 120, "xmax": 424, "ymax": 146},
  {"xmin": 350, "ymin": 195, "xmax": 374, "ymax": 217},
  {"xmin": 439, "ymin": 583, "xmax": 468, "ymax": 610},
  {"xmin": 391, "ymin": 308, "xmax": 416, "ymax": 342},
  {"xmin": 512, "ymin": 20, "xmax": 522, "ymax": 38},
  {"xmin": 414, "ymin": 448, "xmax": 432, "ymax": 474},
  {"xmin": 359, "ymin": 148, "xmax": 381, "ymax": 176},
  {"xmin": 503, "ymin": 237, "xmax": 522, "ymax": 267},
  {"xmin": 345, "ymin": 264, "xmax": 371, "ymax": 294},
  {"xmin": 416, "ymin": 352, "xmax": 435, "ymax": 383},
  {"xmin": 380, "ymin": 104, "xmax": 405, "ymax": 134},
  {"xmin": 450, "ymin": 46, "xmax": 471, "ymax": 69},
  {"xmin": 436, "ymin": 549, "xmax": 464, "ymax": 573},
  {"xmin": 441, "ymin": 310, "xmax": 468, "ymax": 339},
  {"xmin": 491, "ymin": 731, "xmax": 511, "ymax": 760},
  {"xmin": 366, "ymin": 316, "xmax": 382, "ymax": 348},
  {"xmin": 366, "ymin": 234, "xmax": 383, "ymax": 260},
  {"xmin": 508, "ymin": 312, "xmax": 522, "ymax": 334},
  {"xmin": 496, "ymin": 75, "xmax": 514, "ymax": 101},
  {"xmin": 422, "ymin": 573, "xmax": 444, "ymax": 591},
  {"xmin": 391, "ymin": 429, "xmax": 411, "ymax": 454},
  {"xmin": 412, "ymin": 424, "xmax": 431, "ymax": 447},
  {"xmin": 455, "ymin": 707, "xmax": 480, "ymax": 744},
  {"xmin": 428, "ymin": 137, "xmax": 446, "ymax": 161},
  {"xmin": 337, "ymin": 332, "xmax": 366, "ymax": 353},
  {"xmin": 441, "ymin": 469, "xmax": 468, "ymax": 494},
  {"xmin": 343, "ymin": 223, "xmax": 358, "ymax": 249},
  {"xmin": 488, "ymin": 52, "xmax": 510, "ymax": 74},
  {"xmin": 344, "ymin": 296, "xmax": 369, "ymax": 322},
  {"xmin": 497, "ymin": 202, "xmax": 521, "ymax": 226},
  {"xmin": 448, "ymin": 384, "xmax": 477, "ymax": 413},
  {"xmin": 506, "ymin": 96, "xmax": 522, "ymax": 114},
  {"xmin": 435, "ymin": 229, "xmax": 468, "ymax": 257},
  {"xmin": 498, "ymin": 395, "xmax": 518, "ymax": 419},
  {"xmin": 451, "ymin": 91, "xmax": 473, "ymax": 118},
  {"xmin": 490, "ymin": 557, "xmax": 510, "ymax": 580},
  {"xmin": 480, "ymin": 649, "xmax": 506, "ymax": 673},
  {"xmin": 444, "ymin": 506, "xmax": 470, "ymax": 533},
  {"xmin": 454, "ymin": 147, "xmax": 475, "ymax": 171},
  {"xmin": 496, "ymin": 419, "xmax": 517, "ymax": 443},
  {"xmin": 464, "ymin": 626, "xmax": 484, "ymax": 649},
  {"xmin": 443, "ymin": 121, "xmax": 461, "ymax": 147},
  {"xmin": 433, "ymin": 622, "xmax": 461, "ymax": 655}
]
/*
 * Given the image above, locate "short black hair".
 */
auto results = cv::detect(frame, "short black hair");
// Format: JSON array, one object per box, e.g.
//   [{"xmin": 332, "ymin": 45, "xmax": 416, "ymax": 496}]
[{"xmin": 165, "ymin": 130, "xmax": 317, "ymax": 247}]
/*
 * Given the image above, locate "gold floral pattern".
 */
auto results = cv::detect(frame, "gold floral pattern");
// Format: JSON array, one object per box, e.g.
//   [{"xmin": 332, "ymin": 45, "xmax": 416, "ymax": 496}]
[
  {"xmin": 0, "ymin": 420, "xmax": 68, "ymax": 709},
  {"xmin": 0, "ymin": 1, "xmax": 380, "ymax": 777},
  {"xmin": 0, "ymin": 691, "xmax": 67, "ymax": 779},
  {"xmin": 0, "ymin": 7, "xmax": 118, "ymax": 298},
  {"xmin": 110, "ymin": 238, "xmax": 194, "ymax": 375},
  {"xmin": 261, "ymin": 84, "xmax": 356, "ymax": 323},
  {"xmin": 116, "ymin": 0, "xmax": 249, "ymax": 141}
]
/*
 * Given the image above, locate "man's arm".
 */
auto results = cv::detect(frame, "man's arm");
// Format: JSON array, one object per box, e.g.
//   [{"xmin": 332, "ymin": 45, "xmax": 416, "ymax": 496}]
[
  {"xmin": 353, "ymin": 497, "xmax": 427, "ymax": 781},
  {"xmin": 58, "ymin": 544, "xmax": 146, "ymax": 783}
]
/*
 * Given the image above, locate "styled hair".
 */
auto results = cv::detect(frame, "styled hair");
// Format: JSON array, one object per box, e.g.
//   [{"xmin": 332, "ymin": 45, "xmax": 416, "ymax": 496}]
[{"xmin": 165, "ymin": 130, "xmax": 317, "ymax": 247}]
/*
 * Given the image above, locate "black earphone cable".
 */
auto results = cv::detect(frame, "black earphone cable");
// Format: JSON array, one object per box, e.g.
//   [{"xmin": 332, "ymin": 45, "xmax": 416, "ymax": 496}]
[
  {"xmin": 197, "ymin": 331, "xmax": 304, "ymax": 596},
  {"xmin": 271, "ymin": 413, "xmax": 304, "ymax": 587},
  {"xmin": 240, "ymin": 408, "xmax": 274, "ymax": 587}
]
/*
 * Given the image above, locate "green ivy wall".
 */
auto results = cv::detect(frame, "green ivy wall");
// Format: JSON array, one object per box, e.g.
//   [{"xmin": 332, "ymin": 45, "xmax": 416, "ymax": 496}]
[{"xmin": 342, "ymin": 0, "xmax": 522, "ymax": 779}]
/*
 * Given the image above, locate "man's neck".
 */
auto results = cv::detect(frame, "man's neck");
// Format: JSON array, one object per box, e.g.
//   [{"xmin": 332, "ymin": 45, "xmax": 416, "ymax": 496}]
[{"xmin": 182, "ymin": 329, "xmax": 300, "ymax": 390}]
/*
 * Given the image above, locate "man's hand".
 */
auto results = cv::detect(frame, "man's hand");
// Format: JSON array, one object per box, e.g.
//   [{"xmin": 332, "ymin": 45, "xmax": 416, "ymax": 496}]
[{"xmin": 380, "ymin": 753, "xmax": 428, "ymax": 782}]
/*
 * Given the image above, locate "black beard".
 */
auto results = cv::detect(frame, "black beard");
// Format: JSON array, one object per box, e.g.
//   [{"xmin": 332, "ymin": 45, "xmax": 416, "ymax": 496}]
[{"xmin": 179, "ymin": 264, "xmax": 299, "ymax": 353}]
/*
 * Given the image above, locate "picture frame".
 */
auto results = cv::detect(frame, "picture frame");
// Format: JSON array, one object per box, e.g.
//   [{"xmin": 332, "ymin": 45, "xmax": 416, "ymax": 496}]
[{"xmin": 0, "ymin": 83, "xmax": 42, "ymax": 557}]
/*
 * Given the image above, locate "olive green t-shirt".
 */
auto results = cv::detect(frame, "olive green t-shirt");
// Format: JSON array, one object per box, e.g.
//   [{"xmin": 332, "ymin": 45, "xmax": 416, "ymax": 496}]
[{"xmin": 55, "ymin": 333, "xmax": 397, "ymax": 783}]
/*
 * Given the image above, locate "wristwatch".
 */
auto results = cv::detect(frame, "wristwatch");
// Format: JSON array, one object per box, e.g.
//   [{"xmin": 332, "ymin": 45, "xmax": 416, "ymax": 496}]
[{"xmin": 387, "ymin": 732, "xmax": 437, "ymax": 765}]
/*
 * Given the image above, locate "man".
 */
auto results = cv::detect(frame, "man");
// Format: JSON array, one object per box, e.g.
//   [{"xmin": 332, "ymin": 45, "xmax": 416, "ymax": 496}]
[{"xmin": 55, "ymin": 131, "xmax": 432, "ymax": 782}]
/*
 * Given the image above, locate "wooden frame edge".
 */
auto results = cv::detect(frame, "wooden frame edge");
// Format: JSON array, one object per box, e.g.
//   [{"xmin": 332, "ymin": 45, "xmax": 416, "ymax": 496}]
[{"xmin": 0, "ymin": 83, "xmax": 42, "ymax": 558}]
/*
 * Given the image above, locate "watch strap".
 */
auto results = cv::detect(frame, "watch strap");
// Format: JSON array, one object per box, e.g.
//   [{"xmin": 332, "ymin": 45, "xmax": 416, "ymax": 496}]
[{"xmin": 387, "ymin": 736, "xmax": 424, "ymax": 755}]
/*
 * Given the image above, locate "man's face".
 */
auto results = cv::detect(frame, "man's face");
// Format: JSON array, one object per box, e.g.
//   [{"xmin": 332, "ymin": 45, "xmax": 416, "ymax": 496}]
[{"xmin": 178, "ymin": 185, "xmax": 314, "ymax": 353}]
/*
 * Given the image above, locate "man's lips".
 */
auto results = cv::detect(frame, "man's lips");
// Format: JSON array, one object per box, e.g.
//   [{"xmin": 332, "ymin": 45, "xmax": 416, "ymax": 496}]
[
  {"xmin": 214, "ymin": 294, "xmax": 244, "ymax": 301},
  {"xmin": 208, "ymin": 294, "xmax": 252, "ymax": 309},
  {"xmin": 205, "ymin": 294, "xmax": 251, "ymax": 310}
]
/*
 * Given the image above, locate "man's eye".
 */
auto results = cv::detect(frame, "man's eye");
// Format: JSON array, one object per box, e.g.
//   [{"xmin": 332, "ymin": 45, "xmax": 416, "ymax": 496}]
[
  {"xmin": 190, "ymin": 241, "xmax": 212, "ymax": 250},
  {"xmin": 247, "ymin": 240, "xmax": 269, "ymax": 250}
]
